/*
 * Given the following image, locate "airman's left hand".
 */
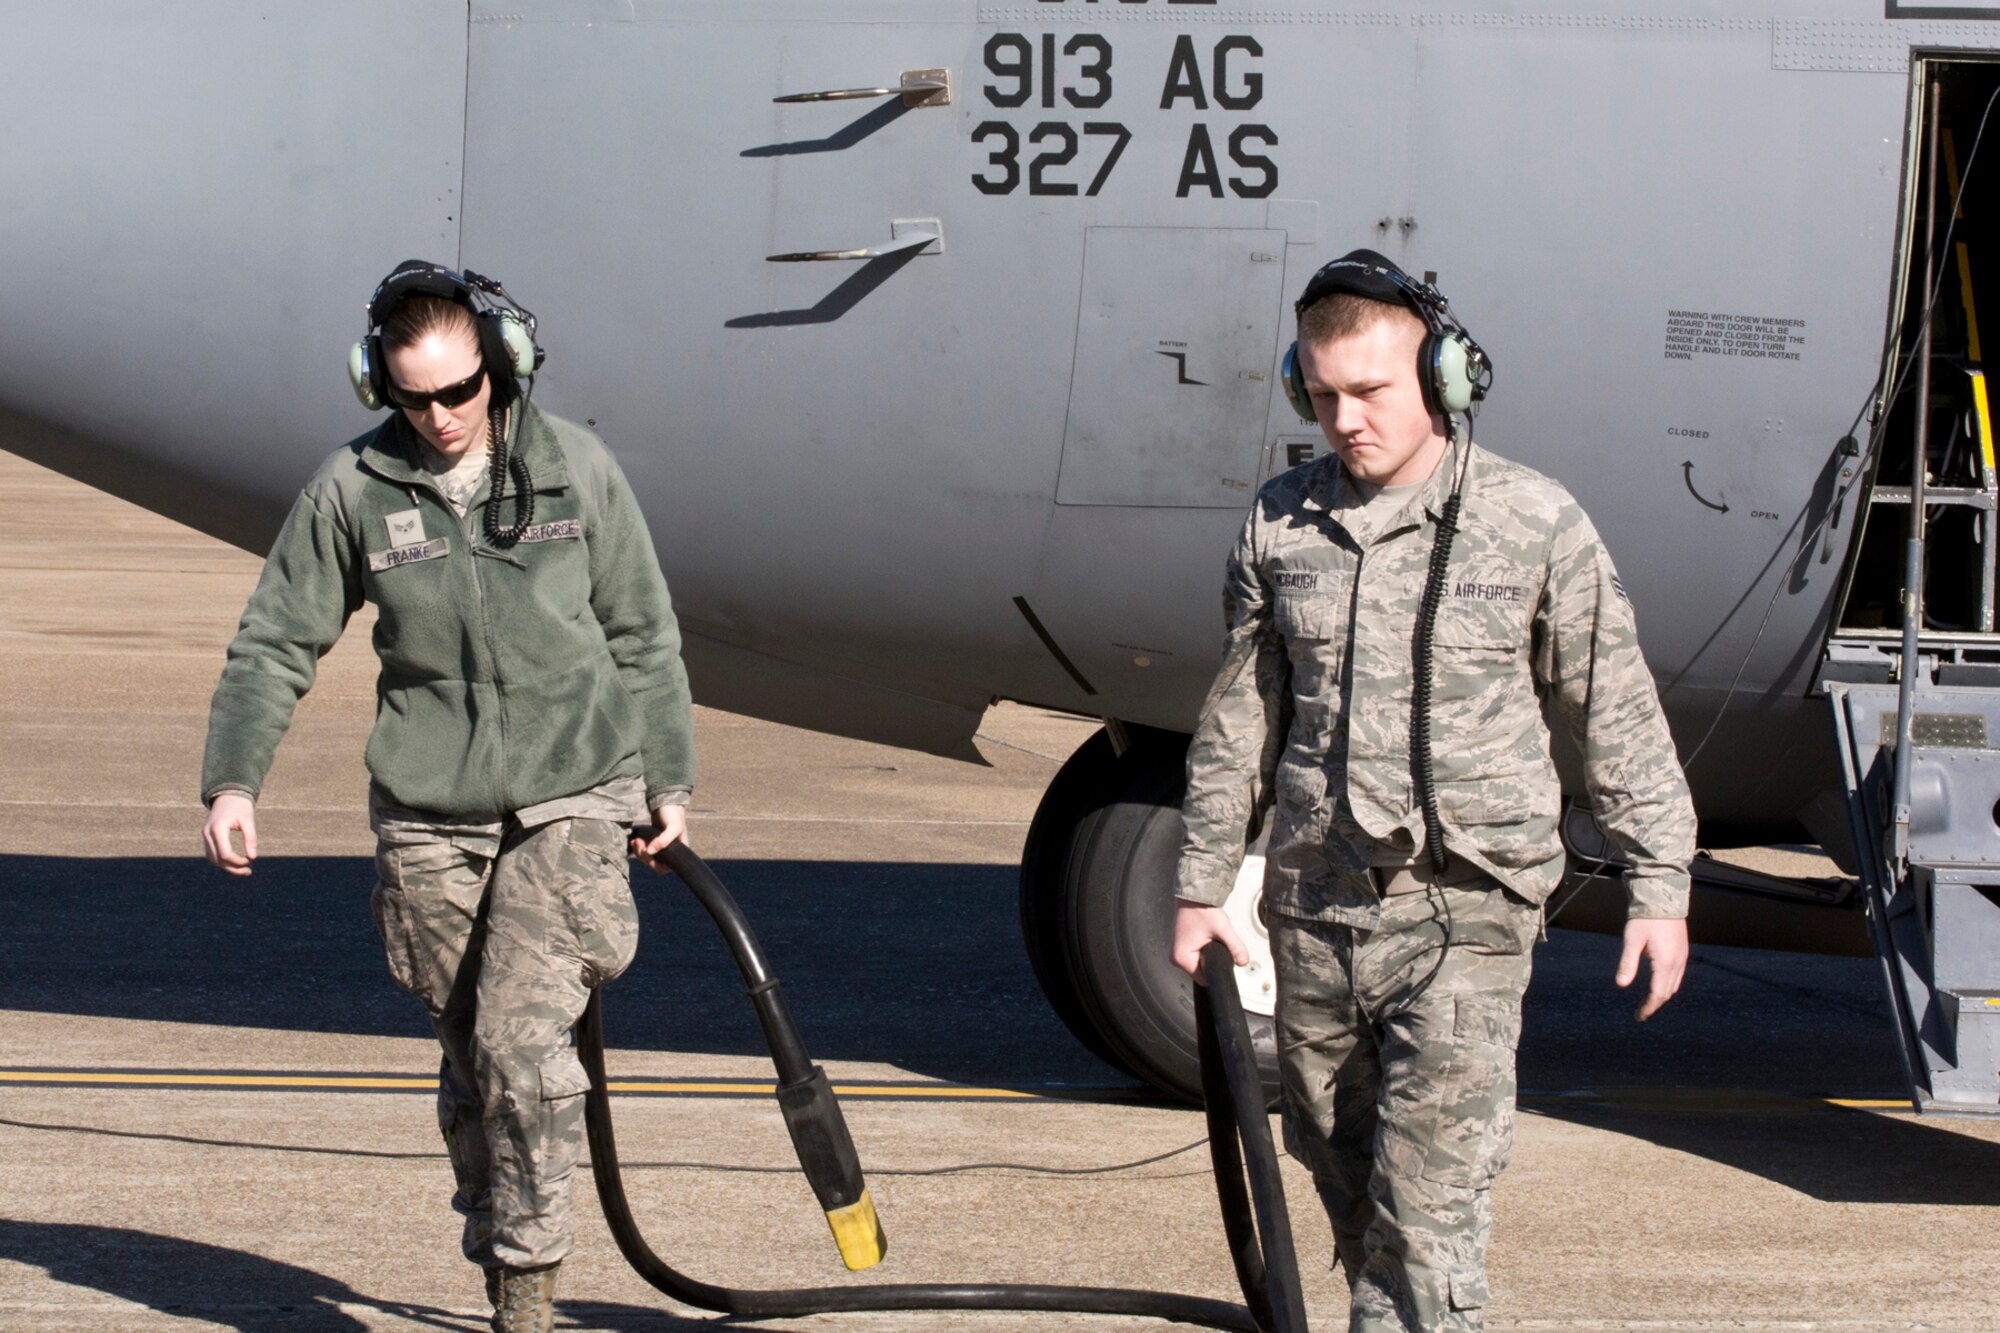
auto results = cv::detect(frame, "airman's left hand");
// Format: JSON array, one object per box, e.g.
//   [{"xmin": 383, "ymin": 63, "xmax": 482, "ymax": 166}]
[
  {"xmin": 630, "ymin": 804, "xmax": 688, "ymax": 874},
  {"xmin": 1616, "ymin": 916, "xmax": 1689, "ymax": 1021}
]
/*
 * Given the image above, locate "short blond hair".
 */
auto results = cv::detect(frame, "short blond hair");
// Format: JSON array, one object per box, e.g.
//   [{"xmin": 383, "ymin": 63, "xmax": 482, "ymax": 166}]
[{"xmin": 1298, "ymin": 292, "xmax": 1423, "ymax": 348}]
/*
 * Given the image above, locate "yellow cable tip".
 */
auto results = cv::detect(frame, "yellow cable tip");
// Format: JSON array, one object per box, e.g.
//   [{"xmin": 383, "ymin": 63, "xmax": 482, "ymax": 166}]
[{"xmin": 825, "ymin": 1188, "xmax": 887, "ymax": 1271}]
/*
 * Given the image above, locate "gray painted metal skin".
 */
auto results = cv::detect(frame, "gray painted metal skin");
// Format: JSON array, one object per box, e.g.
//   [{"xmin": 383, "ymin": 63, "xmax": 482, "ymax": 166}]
[
  {"xmin": 0, "ymin": 2, "xmax": 1975, "ymax": 825},
  {"xmin": 10, "ymin": 3, "xmax": 2000, "ymax": 1096}
]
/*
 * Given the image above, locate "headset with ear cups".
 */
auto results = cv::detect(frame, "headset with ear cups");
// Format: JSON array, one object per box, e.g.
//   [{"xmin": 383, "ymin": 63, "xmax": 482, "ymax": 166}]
[
  {"xmin": 347, "ymin": 260, "xmax": 546, "ymax": 547},
  {"xmin": 1280, "ymin": 251, "xmax": 1489, "ymax": 422},
  {"xmin": 346, "ymin": 260, "xmax": 544, "ymax": 412}
]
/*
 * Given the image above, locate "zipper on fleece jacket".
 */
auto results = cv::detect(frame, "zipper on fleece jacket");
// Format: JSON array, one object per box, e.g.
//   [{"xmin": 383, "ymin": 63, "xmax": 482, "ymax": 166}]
[
  {"xmin": 457, "ymin": 488, "xmax": 513, "ymax": 816},
  {"xmin": 390, "ymin": 471, "xmax": 513, "ymax": 818}
]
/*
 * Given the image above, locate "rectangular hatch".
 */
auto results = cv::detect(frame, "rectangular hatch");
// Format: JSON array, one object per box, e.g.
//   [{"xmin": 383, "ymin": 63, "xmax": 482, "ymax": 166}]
[{"xmin": 1056, "ymin": 226, "xmax": 1285, "ymax": 508}]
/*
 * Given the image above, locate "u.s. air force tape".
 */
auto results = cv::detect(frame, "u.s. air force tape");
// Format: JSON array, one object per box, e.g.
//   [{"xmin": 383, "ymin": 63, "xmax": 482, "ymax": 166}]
[
  {"xmin": 517, "ymin": 519, "xmax": 581, "ymax": 543},
  {"xmin": 1449, "ymin": 580, "xmax": 1528, "ymax": 603},
  {"xmin": 367, "ymin": 537, "xmax": 449, "ymax": 572}
]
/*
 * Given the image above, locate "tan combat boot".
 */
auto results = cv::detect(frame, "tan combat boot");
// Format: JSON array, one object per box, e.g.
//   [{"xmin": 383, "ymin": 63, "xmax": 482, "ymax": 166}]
[{"xmin": 489, "ymin": 1262, "xmax": 558, "ymax": 1333}]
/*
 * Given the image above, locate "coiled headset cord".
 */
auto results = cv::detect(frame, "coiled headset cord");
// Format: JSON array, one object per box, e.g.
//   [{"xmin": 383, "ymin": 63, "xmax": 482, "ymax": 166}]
[
  {"xmin": 1404, "ymin": 426, "xmax": 1475, "ymax": 1005},
  {"xmin": 483, "ymin": 402, "xmax": 534, "ymax": 547},
  {"xmin": 1411, "ymin": 488, "xmax": 1464, "ymax": 878},
  {"xmin": 575, "ymin": 843, "xmax": 1306, "ymax": 1332}
]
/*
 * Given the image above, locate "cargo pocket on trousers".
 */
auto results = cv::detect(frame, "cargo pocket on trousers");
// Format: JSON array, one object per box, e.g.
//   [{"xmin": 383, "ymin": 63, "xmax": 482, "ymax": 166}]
[
  {"xmin": 563, "ymin": 820, "xmax": 642, "ymax": 987},
  {"xmin": 533, "ymin": 1048, "xmax": 593, "ymax": 1180},
  {"xmin": 370, "ymin": 837, "xmax": 473, "ymax": 1014},
  {"xmin": 1448, "ymin": 1266, "xmax": 1491, "ymax": 1312},
  {"xmin": 370, "ymin": 883, "xmax": 431, "ymax": 1005},
  {"xmin": 538, "ymin": 1048, "xmax": 592, "ymax": 1103},
  {"xmin": 1416, "ymin": 992, "xmax": 1522, "ymax": 1188}
]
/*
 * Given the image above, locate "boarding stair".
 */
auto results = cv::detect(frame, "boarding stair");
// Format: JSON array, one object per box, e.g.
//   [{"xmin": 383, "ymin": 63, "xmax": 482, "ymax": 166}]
[
  {"xmin": 1828, "ymin": 673, "xmax": 2000, "ymax": 1112},
  {"xmin": 1821, "ymin": 85, "xmax": 2000, "ymax": 1114}
]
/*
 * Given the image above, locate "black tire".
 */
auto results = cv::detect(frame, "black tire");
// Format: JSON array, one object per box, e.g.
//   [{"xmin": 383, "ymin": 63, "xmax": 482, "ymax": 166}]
[
  {"xmin": 1021, "ymin": 726, "xmax": 1281, "ymax": 1104},
  {"xmin": 1019, "ymin": 729, "xmax": 1137, "ymax": 1077}
]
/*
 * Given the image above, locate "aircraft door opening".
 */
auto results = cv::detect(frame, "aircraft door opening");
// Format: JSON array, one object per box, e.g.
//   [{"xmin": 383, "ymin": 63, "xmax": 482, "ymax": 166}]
[
  {"xmin": 1838, "ymin": 57, "xmax": 2000, "ymax": 642},
  {"xmin": 1055, "ymin": 227, "xmax": 1285, "ymax": 508},
  {"xmin": 1825, "ymin": 54, "xmax": 2000, "ymax": 1114}
]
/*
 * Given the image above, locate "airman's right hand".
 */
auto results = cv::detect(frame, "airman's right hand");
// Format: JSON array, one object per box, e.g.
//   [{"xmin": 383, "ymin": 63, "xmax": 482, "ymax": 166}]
[
  {"xmin": 202, "ymin": 793, "xmax": 258, "ymax": 877},
  {"xmin": 1171, "ymin": 901, "xmax": 1249, "ymax": 982}
]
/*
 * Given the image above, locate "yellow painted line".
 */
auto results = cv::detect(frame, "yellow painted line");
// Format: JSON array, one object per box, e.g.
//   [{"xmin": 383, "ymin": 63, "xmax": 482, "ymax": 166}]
[
  {"xmin": 0, "ymin": 1072, "xmax": 432, "ymax": 1090},
  {"xmin": 836, "ymin": 1085, "xmax": 1036, "ymax": 1100},
  {"xmin": 1972, "ymin": 369, "xmax": 1996, "ymax": 476},
  {"xmin": 604, "ymin": 1081, "xmax": 1035, "ymax": 1099},
  {"xmin": 1520, "ymin": 1089, "xmax": 1916, "ymax": 1114},
  {"xmin": 1952, "ymin": 233, "xmax": 1995, "ymax": 479},
  {"xmin": 0, "ymin": 1070, "xmax": 1052, "ymax": 1100}
]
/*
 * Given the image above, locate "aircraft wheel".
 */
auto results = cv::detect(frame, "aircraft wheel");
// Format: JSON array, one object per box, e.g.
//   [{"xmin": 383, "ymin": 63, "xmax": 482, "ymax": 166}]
[
  {"xmin": 1020, "ymin": 726, "xmax": 1281, "ymax": 1104},
  {"xmin": 1019, "ymin": 728, "xmax": 1138, "ymax": 1077}
]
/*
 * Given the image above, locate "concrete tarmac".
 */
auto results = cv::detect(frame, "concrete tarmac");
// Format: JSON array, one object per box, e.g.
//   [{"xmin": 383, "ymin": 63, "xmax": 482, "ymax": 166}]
[{"xmin": 2, "ymin": 447, "xmax": 1997, "ymax": 1332}]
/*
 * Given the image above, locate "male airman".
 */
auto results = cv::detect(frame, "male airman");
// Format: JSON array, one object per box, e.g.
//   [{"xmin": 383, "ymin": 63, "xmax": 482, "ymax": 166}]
[{"xmin": 1171, "ymin": 251, "xmax": 1694, "ymax": 1331}]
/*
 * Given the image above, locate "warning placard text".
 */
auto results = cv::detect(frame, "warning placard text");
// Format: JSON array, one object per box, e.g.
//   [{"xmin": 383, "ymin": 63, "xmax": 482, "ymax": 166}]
[{"xmin": 1664, "ymin": 310, "xmax": 1806, "ymax": 363}]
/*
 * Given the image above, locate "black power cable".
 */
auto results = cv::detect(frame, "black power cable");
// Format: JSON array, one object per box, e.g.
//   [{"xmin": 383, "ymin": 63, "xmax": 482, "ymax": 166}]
[
  {"xmin": 1195, "ymin": 941, "xmax": 1310, "ymax": 1333},
  {"xmin": 575, "ymin": 843, "xmax": 1300, "ymax": 1331}
]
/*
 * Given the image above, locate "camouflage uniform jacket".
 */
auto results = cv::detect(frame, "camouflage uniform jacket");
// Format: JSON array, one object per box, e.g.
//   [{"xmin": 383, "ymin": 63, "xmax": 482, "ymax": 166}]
[{"xmin": 1176, "ymin": 443, "xmax": 1694, "ymax": 926}]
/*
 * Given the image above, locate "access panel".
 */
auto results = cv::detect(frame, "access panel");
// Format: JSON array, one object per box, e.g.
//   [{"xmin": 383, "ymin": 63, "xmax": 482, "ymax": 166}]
[{"xmin": 1057, "ymin": 226, "xmax": 1286, "ymax": 508}]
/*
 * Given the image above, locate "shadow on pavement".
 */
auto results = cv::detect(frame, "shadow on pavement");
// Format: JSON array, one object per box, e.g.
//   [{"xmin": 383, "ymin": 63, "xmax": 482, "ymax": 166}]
[
  {"xmin": 1513, "ymin": 926, "xmax": 2000, "ymax": 1206},
  {"xmin": 0, "ymin": 1219, "xmax": 465, "ymax": 1331},
  {"xmin": 1523, "ymin": 1099, "xmax": 2000, "ymax": 1207},
  {"xmin": 0, "ymin": 854, "xmax": 1125, "ymax": 1090},
  {"xmin": 0, "ymin": 1217, "xmax": 768, "ymax": 1329},
  {"xmin": 9, "ymin": 851, "xmax": 1980, "ymax": 1205},
  {"xmin": 0, "ymin": 854, "xmax": 1909, "ymax": 1092},
  {"xmin": 1518, "ymin": 926, "xmax": 1906, "ymax": 1100}
]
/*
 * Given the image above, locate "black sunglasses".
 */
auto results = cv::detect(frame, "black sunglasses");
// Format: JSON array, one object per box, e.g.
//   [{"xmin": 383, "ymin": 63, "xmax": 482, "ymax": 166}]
[{"xmin": 385, "ymin": 367, "xmax": 486, "ymax": 411}]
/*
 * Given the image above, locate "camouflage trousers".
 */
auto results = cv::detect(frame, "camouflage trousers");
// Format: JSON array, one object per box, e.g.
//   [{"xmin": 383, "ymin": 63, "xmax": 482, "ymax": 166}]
[
  {"xmin": 1272, "ymin": 880, "xmax": 1537, "ymax": 1333},
  {"xmin": 370, "ymin": 816, "xmax": 639, "ymax": 1270}
]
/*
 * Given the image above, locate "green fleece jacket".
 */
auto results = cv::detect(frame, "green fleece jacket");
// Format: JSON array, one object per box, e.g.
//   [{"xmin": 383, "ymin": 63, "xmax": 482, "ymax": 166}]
[{"xmin": 201, "ymin": 403, "xmax": 696, "ymax": 818}]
